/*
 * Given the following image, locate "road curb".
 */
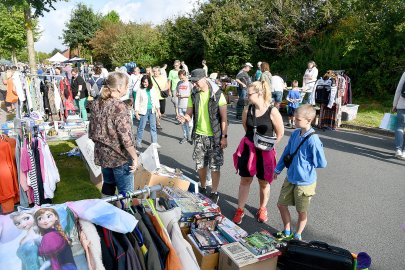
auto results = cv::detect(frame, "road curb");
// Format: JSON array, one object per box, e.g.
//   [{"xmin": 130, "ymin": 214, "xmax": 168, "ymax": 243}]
[{"xmin": 340, "ymin": 123, "xmax": 394, "ymax": 137}]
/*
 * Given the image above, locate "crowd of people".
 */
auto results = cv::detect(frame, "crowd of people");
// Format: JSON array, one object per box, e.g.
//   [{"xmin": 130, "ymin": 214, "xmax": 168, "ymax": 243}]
[{"xmin": 1, "ymin": 56, "xmax": 404, "ymax": 242}]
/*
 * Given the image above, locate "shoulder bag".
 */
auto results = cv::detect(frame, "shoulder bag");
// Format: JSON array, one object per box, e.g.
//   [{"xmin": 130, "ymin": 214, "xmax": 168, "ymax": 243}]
[
  {"xmin": 152, "ymin": 76, "xmax": 168, "ymax": 98},
  {"xmin": 251, "ymin": 105, "xmax": 277, "ymax": 151},
  {"xmin": 283, "ymin": 132, "xmax": 314, "ymax": 168}
]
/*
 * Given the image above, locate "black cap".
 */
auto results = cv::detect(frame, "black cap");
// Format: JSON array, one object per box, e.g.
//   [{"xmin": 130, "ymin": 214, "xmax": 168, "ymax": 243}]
[{"xmin": 189, "ymin": 68, "xmax": 206, "ymax": 82}]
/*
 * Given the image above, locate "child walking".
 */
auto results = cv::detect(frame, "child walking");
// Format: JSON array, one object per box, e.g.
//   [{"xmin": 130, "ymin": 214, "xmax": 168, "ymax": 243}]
[
  {"xmin": 286, "ymin": 80, "xmax": 301, "ymax": 128},
  {"xmin": 176, "ymin": 69, "xmax": 193, "ymax": 144},
  {"xmin": 273, "ymin": 104, "xmax": 327, "ymax": 240}
]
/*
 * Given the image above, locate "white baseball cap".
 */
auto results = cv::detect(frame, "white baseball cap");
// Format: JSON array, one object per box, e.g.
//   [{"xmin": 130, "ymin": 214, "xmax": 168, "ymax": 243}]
[{"xmin": 245, "ymin": 62, "xmax": 253, "ymax": 68}]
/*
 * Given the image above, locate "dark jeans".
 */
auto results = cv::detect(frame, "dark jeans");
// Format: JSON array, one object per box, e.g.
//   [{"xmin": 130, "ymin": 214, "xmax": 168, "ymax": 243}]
[
  {"xmin": 159, "ymin": 99, "xmax": 166, "ymax": 114},
  {"xmin": 101, "ymin": 161, "xmax": 134, "ymax": 195}
]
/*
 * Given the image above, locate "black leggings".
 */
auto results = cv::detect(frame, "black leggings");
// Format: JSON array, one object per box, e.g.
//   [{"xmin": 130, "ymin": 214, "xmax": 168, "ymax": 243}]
[{"xmin": 159, "ymin": 99, "xmax": 166, "ymax": 114}]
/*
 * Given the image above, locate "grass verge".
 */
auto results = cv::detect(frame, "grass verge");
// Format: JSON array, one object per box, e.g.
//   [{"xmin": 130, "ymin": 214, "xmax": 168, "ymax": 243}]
[{"xmin": 49, "ymin": 140, "xmax": 101, "ymax": 203}]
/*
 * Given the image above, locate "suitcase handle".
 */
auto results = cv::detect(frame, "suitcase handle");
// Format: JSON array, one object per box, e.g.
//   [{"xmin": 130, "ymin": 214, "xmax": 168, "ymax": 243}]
[{"xmin": 309, "ymin": 241, "xmax": 332, "ymax": 250}]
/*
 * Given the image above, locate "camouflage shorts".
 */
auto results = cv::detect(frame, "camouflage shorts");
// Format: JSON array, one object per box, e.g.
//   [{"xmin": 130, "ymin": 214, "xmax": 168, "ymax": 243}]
[{"xmin": 192, "ymin": 135, "xmax": 224, "ymax": 171}]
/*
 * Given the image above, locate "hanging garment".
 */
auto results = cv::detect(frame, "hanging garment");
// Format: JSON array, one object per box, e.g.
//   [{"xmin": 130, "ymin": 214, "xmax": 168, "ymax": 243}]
[
  {"xmin": 27, "ymin": 148, "xmax": 40, "ymax": 205},
  {"xmin": 60, "ymin": 77, "xmax": 76, "ymax": 118},
  {"xmin": 157, "ymin": 207, "xmax": 199, "ymax": 270},
  {"xmin": 45, "ymin": 81, "xmax": 60, "ymax": 120},
  {"xmin": 0, "ymin": 138, "xmax": 19, "ymax": 213},
  {"xmin": 78, "ymin": 219, "xmax": 106, "ymax": 270},
  {"xmin": 38, "ymin": 137, "xmax": 60, "ymax": 199},
  {"xmin": 5, "ymin": 77, "xmax": 18, "ymax": 103},
  {"xmin": 136, "ymin": 206, "xmax": 170, "ymax": 269},
  {"xmin": 53, "ymin": 79, "xmax": 62, "ymax": 112},
  {"xmin": 24, "ymin": 77, "xmax": 33, "ymax": 111},
  {"xmin": 15, "ymin": 135, "xmax": 29, "ymax": 207},
  {"xmin": 32, "ymin": 139, "xmax": 47, "ymax": 204},
  {"xmin": 126, "ymin": 232, "xmax": 147, "ymax": 270},
  {"xmin": 147, "ymin": 212, "xmax": 182, "ymax": 270},
  {"xmin": 40, "ymin": 81, "xmax": 51, "ymax": 113},
  {"xmin": 12, "ymin": 71, "xmax": 26, "ymax": 102},
  {"xmin": 132, "ymin": 210, "xmax": 164, "ymax": 270}
]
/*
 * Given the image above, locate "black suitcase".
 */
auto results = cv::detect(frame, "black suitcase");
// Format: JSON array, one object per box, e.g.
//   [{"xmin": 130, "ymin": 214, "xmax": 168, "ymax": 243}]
[{"xmin": 280, "ymin": 240, "xmax": 354, "ymax": 270}]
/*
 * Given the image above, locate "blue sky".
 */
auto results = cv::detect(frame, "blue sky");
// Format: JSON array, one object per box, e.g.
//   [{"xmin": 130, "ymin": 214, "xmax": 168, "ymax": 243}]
[{"xmin": 35, "ymin": 0, "xmax": 199, "ymax": 53}]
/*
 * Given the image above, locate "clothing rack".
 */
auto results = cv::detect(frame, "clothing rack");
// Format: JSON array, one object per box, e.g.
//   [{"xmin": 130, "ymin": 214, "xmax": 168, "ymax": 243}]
[{"xmin": 103, "ymin": 184, "xmax": 163, "ymax": 203}]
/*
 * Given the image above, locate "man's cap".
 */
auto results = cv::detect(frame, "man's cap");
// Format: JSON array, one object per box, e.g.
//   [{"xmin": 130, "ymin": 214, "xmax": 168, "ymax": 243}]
[
  {"xmin": 245, "ymin": 62, "xmax": 253, "ymax": 68},
  {"xmin": 189, "ymin": 69, "xmax": 206, "ymax": 82}
]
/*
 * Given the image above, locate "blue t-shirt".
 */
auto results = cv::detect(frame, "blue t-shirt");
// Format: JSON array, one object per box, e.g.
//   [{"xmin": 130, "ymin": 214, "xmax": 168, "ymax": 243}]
[
  {"xmin": 275, "ymin": 128, "xmax": 327, "ymax": 185},
  {"xmin": 287, "ymin": 89, "xmax": 301, "ymax": 108}
]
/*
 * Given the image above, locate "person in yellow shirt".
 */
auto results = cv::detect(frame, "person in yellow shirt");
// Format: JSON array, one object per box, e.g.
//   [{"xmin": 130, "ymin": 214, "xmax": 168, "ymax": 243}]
[{"xmin": 177, "ymin": 69, "xmax": 228, "ymax": 203}]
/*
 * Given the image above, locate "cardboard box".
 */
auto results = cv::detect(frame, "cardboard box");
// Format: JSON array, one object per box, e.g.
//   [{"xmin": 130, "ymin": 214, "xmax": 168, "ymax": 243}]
[
  {"xmin": 219, "ymin": 242, "xmax": 279, "ymax": 270},
  {"xmin": 134, "ymin": 165, "xmax": 191, "ymax": 191},
  {"xmin": 186, "ymin": 234, "xmax": 219, "ymax": 270}
]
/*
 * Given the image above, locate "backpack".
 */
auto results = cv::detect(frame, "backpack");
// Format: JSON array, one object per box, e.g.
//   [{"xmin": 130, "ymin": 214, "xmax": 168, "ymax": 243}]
[
  {"xmin": 315, "ymin": 80, "xmax": 331, "ymax": 104},
  {"xmin": 89, "ymin": 77, "xmax": 102, "ymax": 97}
]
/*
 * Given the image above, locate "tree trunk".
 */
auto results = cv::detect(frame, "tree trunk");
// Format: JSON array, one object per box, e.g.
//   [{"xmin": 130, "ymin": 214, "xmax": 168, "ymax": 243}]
[
  {"xmin": 24, "ymin": 6, "xmax": 37, "ymax": 75},
  {"xmin": 11, "ymin": 48, "xmax": 17, "ymax": 64}
]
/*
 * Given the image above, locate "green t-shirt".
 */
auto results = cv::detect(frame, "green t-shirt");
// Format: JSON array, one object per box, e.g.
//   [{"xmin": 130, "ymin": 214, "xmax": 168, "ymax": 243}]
[
  {"xmin": 168, "ymin": 69, "xmax": 180, "ymax": 91},
  {"xmin": 187, "ymin": 90, "xmax": 227, "ymax": 136},
  {"xmin": 146, "ymin": 89, "xmax": 152, "ymax": 109}
]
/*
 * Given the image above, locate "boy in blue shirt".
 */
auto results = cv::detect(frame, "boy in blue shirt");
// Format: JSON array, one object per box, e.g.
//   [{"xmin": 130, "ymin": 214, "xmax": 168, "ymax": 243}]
[
  {"xmin": 273, "ymin": 104, "xmax": 327, "ymax": 240},
  {"xmin": 286, "ymin": 80, "xmax": 301, "ymax": 128}
]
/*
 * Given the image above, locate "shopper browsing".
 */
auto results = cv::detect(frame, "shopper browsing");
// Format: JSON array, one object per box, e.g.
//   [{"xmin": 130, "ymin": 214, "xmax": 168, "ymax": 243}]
[
  {"xmin": 273, "ymin": 104, "xmax": 327, "ymax": 240},
  {"xmin": 286, "ymin": 80, "xmax": 302, "ymax": 128},
  {"xmin": 135, "ymin": 75, "xmax": 161, "ymax": 149},
  {"xmin": 177, "ymin": 69, "xmax": 228, "ymax": 204},
  {"xmin": 232, "ymin": 81, "xmax": 284, "ymax": 224},
  {"xmin": 176, "ymin": 69, "xmax": 193, "ymax": 144},
  {"xmin": 89, "ymin": 72, "xmax": 139, "ymax": 196}
]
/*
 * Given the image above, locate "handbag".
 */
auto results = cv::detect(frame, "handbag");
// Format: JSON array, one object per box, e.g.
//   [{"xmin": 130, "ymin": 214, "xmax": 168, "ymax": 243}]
[
  {"xmin": 283, "ymin": 132, "xmax": 314, "ymax": 168},
  {"xmin": 152, "ymin": 76, "xmax": 168, "ymax": 98},
  {"xmin": 251, "ymin": 105, "xmax": 277, "ymax": 151},
  {"xmin": 379, "ymin": 113, "xmax": 397, "ymax": 132}
]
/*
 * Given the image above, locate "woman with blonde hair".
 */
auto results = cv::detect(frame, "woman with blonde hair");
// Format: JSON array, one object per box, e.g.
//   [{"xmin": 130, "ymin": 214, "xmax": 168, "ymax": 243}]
[
  {"xmin": 232, "ymin": 81, "xmax": 284, "ymax": 224},
  {"xmin": 89, "ymin": 72, "xmax": 138, "ymax": 196}
]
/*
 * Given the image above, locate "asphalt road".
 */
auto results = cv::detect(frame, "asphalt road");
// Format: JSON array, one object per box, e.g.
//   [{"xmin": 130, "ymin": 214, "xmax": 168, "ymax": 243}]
[{"xmin": 142, "ymin": 103, "xmax": 405, "ymax": 270}]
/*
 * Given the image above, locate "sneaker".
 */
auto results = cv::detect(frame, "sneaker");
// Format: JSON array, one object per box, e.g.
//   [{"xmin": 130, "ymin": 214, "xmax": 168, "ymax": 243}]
[
  {"xmin": 210, "ymin": 192, "xmax": 219, "ymax": 204},
  {"xmin": 273, "ymin": 231, "xmax": 293, "ymax": 241},
  {"xmin": 157, "ymin": 125, "xmax": 163, "ymax": 130},
  {"xmin": 232, "ymin": 208, "xmax": 245, "ymax": 225},
  {"xmin": 188, "ymin": 139, "xmax": 193, "ymax": 145},
  {"xmin": 395, "ymin": 149, "xmax": 403, "ymax": 158},
  {"xmin": 153, "ymin": 143, "xmax": 161, "ymax": 149},
  {"xmin": 256, "ymin": 207, "xmax": 268, "ymax": 223},
  {"xmin": 200, "ymin": 187, "xmax": 208, "ymax": 196},
  {"xmin": 179, "ymin": 138, "xmax": 187, "ymax": 144},
  {"xmin": 293, "ymin": 233, "xmax": 302, "ymax": 240}
]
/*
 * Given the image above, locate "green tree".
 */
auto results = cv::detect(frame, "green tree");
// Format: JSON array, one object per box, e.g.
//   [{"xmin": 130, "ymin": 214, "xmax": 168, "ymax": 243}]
[
  {"xmin": 102, "ymin": 10, "xmax": 120, "ymax": 24},
  {"xmin": 3, "ymin": 0, "xmax": 63, "ymax": 74},
  {"xmin": 0, "ymin": 4, "xmax": 27, "ymax": 64},
  {"xmin": 50, "ymin": 48, "xmax": 62, "ymax": 55},
  {"xmin": 62, "ymin": 3, "xmax": 101, "ymax": 56}
]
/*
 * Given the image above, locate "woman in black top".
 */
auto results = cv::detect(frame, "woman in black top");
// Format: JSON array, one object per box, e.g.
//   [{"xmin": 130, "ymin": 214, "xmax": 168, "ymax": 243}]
[
  {"xmin": 232, "ymin": 81, "xmax": 284, "ymax": 224},
  {"xmin": 71, "ymin": 67, "xmax": 88, "ymax": 120}
]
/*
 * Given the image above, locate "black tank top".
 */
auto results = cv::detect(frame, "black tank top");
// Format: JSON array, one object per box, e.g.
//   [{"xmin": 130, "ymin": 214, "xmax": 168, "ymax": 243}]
[{"xmin": 245, "ymin": 105, "xmax": 274, "ymax": 141}]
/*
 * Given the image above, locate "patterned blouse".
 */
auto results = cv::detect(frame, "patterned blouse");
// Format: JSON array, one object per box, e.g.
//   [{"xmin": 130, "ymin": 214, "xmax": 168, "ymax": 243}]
[{"xmin": 89, "ymin": 98, "xmax": 134, "ymax": 168}]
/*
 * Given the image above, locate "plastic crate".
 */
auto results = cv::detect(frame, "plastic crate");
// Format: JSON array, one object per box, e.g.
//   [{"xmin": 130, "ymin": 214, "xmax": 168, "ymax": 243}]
[{"xmin": 341, "ymin": 104, "xmax": 359, "ymax": 121}]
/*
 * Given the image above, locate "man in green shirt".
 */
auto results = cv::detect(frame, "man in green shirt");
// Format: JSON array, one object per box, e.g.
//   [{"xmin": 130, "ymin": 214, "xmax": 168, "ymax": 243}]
[
  {"xmin": 168, "ymin": 60, "xmax": 181, "ymax": 118},
  {"xmin": 177, "ymin": 69, "xmax": 228, "ymax": 204}
]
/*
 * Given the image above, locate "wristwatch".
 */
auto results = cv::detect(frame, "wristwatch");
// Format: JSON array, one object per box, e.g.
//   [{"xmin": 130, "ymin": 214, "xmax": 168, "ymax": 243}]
[{"xmin": 222, "ymin": 134, "xmax": 228, "ymax": 138}]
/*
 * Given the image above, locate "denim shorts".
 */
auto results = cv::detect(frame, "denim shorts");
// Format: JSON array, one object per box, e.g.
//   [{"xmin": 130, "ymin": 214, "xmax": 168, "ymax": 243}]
[
  {"xmin": 272, "ymin": 91, "xmax": 283, "ymax": 103},
  {"xmin": 192, "ymin": 135, "xmax": 223, "ymax": 171},
  {"xmin": 101, "ymin": 161, "xmax": 134, "ymax": 195}
]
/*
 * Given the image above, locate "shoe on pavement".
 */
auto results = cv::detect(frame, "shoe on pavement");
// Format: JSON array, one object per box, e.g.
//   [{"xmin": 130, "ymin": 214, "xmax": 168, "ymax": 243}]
[
  {"xmin": 188, "ymin": 139, "xmax": 193, "ymax": 145},
  {"xmin": 200, "ymin": 187, "xmax": 208, "ymax": 196},
  {"xmin": 210, "ymin": 192, "xmax": 219, "ymax": 204},
  {"xmin": 157, "ymin": 125, "xmax": 163, "ymax": 130},
  {"xmin": 153, "ymin": 143, "xmax": 161, "ymax": 149},
  {"xmin": 273, "ymin": 231, "xmax": 293, "ymax": 241},
  {"xmin": 233, "ymin": 208, "xmax": 245, "ymax": 225},
  {"xmin": 179, "ymin": 138, "xmax": 187, "ymax": 144},
  {"xmin": 395, "ymin": 149, "xmax": 403, "ymax": 159},
  {"xmin": 293, "ymin": 233, "xmax": 302, "ymax": 241},
  {"xmin": 256, "ymin": 207, "xmax": 268, "ymax": 223}
]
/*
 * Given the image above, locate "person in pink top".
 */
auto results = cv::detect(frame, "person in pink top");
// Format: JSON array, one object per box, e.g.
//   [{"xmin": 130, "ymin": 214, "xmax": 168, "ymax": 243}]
[{"xmin": 232, "ymin": 81, "xmax": 284, "ymax": 224}]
